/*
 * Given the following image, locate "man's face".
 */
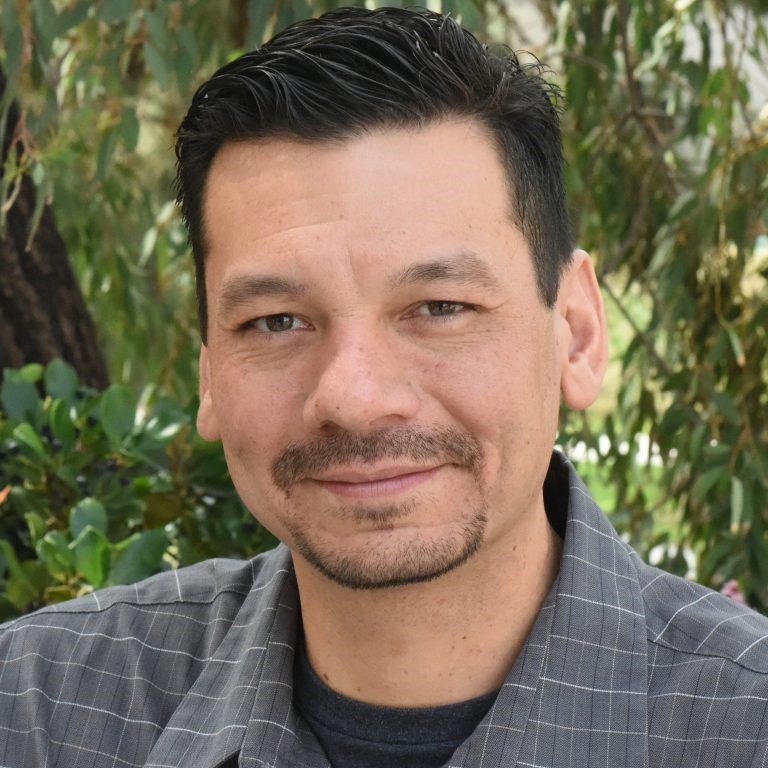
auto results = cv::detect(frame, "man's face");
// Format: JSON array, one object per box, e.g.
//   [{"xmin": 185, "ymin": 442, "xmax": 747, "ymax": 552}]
[{"xmin": 198, "ymin": 120, "xmax": 577, "ymax": 589}]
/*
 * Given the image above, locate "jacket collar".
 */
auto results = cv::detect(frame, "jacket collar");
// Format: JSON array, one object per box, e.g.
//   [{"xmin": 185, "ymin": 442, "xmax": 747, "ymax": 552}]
[{"xmin": 144, "ymin": 547, "xmax": 301, "ymax": 767}]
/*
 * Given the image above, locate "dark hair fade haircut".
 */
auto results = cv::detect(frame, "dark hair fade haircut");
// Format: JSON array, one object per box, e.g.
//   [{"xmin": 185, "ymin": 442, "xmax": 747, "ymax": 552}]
[{"xmin": 175, "ymin": 6, "xmax": 572, "ymax": 342}]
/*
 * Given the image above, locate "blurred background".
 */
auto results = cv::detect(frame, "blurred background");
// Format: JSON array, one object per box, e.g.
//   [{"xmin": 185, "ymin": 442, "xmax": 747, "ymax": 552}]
[{"xmin": 0, "ymin": 0, "xmax": 766, "ymax": 619}]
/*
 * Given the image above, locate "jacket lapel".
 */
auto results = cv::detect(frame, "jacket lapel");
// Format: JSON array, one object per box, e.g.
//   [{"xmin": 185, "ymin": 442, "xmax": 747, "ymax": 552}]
[
  {"xmin": 144, "ymin": 548, "xmax": 300, "ymax": 768},
  {"xmin": 454, "ymin": 455, "xmax": 649, "ymax": 768},
  {"xmin": 513, "ymin": 460, "xmax": 650, "ymax": 767}
]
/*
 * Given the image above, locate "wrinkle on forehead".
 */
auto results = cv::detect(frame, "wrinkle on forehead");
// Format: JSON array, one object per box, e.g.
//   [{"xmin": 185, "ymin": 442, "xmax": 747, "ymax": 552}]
[{"xmin": 389, "ymin": 253, "xmax": 501, "ymax": 291}]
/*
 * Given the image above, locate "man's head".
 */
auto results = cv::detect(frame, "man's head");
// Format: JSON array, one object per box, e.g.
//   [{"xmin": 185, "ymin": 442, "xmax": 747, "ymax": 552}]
[
  {"xmin": 176, "ymin": 8, "xmax": 607, "ymax": 591},
  {"xmin": 175, "ymin": 6, "xmax": 572, "ymax": 342}
]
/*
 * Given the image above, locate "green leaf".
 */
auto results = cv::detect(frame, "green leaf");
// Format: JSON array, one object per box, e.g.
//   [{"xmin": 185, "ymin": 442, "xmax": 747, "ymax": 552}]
[
  {"xmin": 143, "ymin": 8, "xmax": 167, "ymax": 48},
  {"xmin": 3, "ymin": 0, "xmax": 24, "ymax": 77},
  {"xmin": 1, "ymin": 375, "xmax": 40, "ymax": 422},
  {"xmin": 35, "ymin": 531, "xmax": 75, "ymax": 581},
  {"xmin": 119, "ymin": 106, "xmax": 140, "ymax": 153},
  {"xmin": 109, "ymin": 529, "xmax": 167, "ymax": 585},
  {"xmin": 726, "ymin": 327, "xmax": 745, "ymax": 368},
  {"xmin": 31, "ymin": 162, "xmax": 45, "ymax": 186},
  {"xmin": 72, "ymin": 528, "xmax": 111, "ymax": 587},
  {"xmin": 0, "ymin": 539, "xmax": 33, "ymax": 587},
  {"xmin": 688, "ymin": 424, "xmax": 707, "ymax": 464},
  {"xmin": 44, "ymin": 359, "xmax": 79, "ymax": 402},
  {"xmin": 143, "ymin": 40, "xmax": 169, "ymax": 90},
  {"xmin": 730, "ymin": 477, "xmax": 744, "ymax": 533},
  {"xmin": 4, "ymin": 577, "xmax": 39, "ymax": 612},
  {"xmin": 12, "ymin": 423, "xmax": 49, "ymax": 463},
  {"xmin": 24, "ymin": 512, "xmax": 47, "ymax": 544},
  {"xmin": 703, "ymin": 67, "xmax": 728, "ymax": 98},
  {"xmin": 440, "ymin": 0, "xmax": 483, "ymax": 29},
  {"xmin": 17, "ymin": 364, "xmax": 44, "ymax": 383},
  {"xmin": 49, "ymin": 399, "xmax": 77, "ymax": 450},
  {"xmin": 99, "ymin": 385, "xmax": 136, "ymax": 445},
  {"xmin": 102, "ymin": 0, "xmax": 133, "ymax": 24},
  {"xmin": 95, "ymin": 127, "xmax": 118, "ymax": 181},
  {"xmin": 140, "ymin": 226, "xmax": 158, "ymax": 265},
  {"xmin": 248, "ymin": 0, "xmax": 275, "ymax": 44},
  {"xmin": 691, "ymin": 466, "xmax": 724, "ymax": 502},
  {"xmin": 70, "ymin": 498, "xmax": 108, "ymax": 538},
  {"xmin": 56, "ymin": 0, "xmax": 89, "ymax": 35},
  {"xmin": 711, "ymin": 391, "xmax": 740, "ymax": 426},
  {"xmin": 31, "ymin": 0, "xmax": 57, "ymax": 51}
]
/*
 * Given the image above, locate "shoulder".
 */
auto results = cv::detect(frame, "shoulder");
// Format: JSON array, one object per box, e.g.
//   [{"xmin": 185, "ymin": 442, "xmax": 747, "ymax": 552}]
[
  {"xmin": 2, "ymin": 546, "xmax": 288, "ymax": 631},
  {"xmin": 634, "ymin": 558, "xmax": 768, "ymax": 674},
  {"xmin": 633, "ymin": 559, "xmax": 768, "ymax": 765},
  {"xmin": 0, "ymin": 546, "xmax": 292, "ymax": 767},
  {"xmin": 0, "ymin": 546, "xmax": 291, "ymax": 693}
]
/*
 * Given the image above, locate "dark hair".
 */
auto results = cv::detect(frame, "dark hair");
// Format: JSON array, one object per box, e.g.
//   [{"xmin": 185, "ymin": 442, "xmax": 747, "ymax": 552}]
[{"xmin": 175, "ymin": 6, "xmax": 572, "ymax": 341}]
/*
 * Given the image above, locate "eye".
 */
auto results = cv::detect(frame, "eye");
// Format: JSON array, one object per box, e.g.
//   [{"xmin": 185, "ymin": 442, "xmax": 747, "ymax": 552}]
[
  {"xmin": 414, "ymin": 301, "xmax": 472, "ymax": 317},
  {"xmin": 249, "ymin": 314, "xmax": 310, "ymax": 333}
]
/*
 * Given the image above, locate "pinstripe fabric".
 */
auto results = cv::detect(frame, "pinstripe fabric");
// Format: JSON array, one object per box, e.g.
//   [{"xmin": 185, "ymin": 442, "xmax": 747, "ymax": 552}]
[{"xmin": 1, "ymin": 452, "xmax": 766, "ymax": 767}]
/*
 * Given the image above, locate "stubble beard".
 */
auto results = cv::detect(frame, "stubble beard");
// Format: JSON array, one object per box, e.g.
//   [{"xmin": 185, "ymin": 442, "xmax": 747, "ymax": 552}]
[
  {"xmin": 271, "ymin": 426, "xmax": 488, "ymax": 590},
  {"xmin": 286, "ymin": 504, "xmax": 489, "ymax": 590}
]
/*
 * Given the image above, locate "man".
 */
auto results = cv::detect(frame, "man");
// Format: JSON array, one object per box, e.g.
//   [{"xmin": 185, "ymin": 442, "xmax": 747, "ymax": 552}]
[{"xmin": 1, "ymin": 7, "xmax": 766, "ymax": 768}]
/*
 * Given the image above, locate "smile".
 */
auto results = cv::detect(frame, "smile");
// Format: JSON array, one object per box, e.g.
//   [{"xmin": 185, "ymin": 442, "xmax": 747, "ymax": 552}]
[{"xmin": 312, "ymin": 465, "xmax": 443, "ymax": 499}]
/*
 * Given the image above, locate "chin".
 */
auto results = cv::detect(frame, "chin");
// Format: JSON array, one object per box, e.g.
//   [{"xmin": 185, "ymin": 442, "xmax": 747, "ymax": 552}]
[{"xmin": 288, "ymin": 512, "xmax": 488, "ymax": 590}]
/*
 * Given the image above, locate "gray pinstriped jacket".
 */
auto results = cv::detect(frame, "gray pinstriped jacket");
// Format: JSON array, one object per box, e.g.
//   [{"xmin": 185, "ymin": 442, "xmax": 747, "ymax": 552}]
[{"xmin": 1, "ymin": 452, "xmax": 767, "ymax": 767}]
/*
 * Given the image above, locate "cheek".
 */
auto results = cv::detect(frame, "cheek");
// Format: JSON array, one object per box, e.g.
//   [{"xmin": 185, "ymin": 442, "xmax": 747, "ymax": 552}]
[
  {"xmin": 415, "ymin": 330, "xmax": 561, "ymax": 483},
  {"xmin": 418, "ymin": 332, "xmax": 558, "ymax": 425},
  {"xmin": 210, "ymin": 363, "xmax": 305, "ymax": 473}
]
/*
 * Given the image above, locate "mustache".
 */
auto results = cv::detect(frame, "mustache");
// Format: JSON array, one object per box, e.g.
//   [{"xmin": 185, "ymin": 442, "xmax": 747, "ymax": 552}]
[{"xmin": 271, "ymin": 426, "xmax": 483, "ymax": 493}]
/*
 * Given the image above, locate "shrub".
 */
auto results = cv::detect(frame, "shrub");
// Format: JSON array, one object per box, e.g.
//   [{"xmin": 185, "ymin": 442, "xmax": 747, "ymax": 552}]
[{"xmin": 0, "ymin": 359, "xmax": 276, "ymax": 621}]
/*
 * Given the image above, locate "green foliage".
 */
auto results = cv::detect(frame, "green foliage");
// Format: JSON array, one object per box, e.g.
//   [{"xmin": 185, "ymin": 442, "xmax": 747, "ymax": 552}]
[
  {"xmin": 0, "ymin": 360, "xmax": 275, "ymax": 621},
  {"xmin": 521, "ymin": 0, "xmax": 768, "ymax": 610}
]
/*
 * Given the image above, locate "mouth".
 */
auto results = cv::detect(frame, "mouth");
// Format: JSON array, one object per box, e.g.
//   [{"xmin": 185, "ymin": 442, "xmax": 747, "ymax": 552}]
[{"xmin": 311, "ymin": 465, "xmax": 444, "ymax": 499}]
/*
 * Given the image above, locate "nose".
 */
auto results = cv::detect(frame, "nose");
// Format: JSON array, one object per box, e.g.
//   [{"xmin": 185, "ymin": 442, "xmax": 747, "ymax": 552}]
[{"xmin": 303, "ymin": 324, "xmax": 420, "ymax": 432}]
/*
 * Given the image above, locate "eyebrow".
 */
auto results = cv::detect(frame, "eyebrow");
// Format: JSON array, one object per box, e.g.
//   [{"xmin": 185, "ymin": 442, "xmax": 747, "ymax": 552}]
[
  {"xmin": 389, "ymin": 253, "xmax": 500, "ymax": 290},
  {"xmin": 216, "ymin": 275, "xmax": 308, "ymax": 317}
]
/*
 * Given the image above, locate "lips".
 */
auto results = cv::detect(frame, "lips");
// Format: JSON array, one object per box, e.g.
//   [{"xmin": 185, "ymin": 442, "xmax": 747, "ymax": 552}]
[{"xmin": 312, "ymin": 465, "xmax": 443, "ymax": 499}]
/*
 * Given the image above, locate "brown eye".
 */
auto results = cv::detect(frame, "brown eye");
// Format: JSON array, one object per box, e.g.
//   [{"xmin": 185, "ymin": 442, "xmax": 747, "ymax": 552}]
[
  {"xmin": 264, "ymin": 314, "xmax": 294, "ymax": 332},
  {"xmin": 423, "ymin": 301, "xmax": 464, "ymax": 316},
  {"xmin": 253, "ymin": 314, "xmax": 309, "ymax": 333}
]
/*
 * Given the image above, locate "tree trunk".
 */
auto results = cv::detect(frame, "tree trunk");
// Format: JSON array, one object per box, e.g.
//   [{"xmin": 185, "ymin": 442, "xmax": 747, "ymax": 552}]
[{"xmin": 0, "ymin": 69, "xmax": 108, "ymax": 389}]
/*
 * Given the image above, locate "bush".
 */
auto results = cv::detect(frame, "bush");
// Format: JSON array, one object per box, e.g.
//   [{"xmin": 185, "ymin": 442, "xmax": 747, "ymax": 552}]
[{"xmin": 0, "ymin": 359, "xmax": 276, "ymax": 622}]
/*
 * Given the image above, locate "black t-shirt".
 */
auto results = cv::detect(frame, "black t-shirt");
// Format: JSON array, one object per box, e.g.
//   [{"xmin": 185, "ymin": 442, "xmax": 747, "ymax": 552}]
[{"xmin": 293, "ymin": 632, "xmax": 498, "ymax": 768}]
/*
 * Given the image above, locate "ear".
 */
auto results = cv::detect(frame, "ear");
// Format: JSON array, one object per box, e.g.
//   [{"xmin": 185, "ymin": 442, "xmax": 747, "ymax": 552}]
[
  {"xmin": 556, "ymin": 249, "xmax": 608, "ymax": 410},
  {"xmin": 197, "ymin": 345, "xmax": 221, "ymax": 441}
]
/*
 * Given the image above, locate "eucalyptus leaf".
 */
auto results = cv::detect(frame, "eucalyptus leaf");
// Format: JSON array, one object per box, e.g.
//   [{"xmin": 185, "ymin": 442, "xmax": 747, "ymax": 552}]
[{"xmin": 730, "ymin": 478, "xmax": 744, "ymax": 533}]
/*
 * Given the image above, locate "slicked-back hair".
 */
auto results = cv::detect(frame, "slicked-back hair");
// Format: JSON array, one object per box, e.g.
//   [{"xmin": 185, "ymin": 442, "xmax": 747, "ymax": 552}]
[{"xmin": 175, "ymin": 6, "xmax": 572, "ymax": 341}]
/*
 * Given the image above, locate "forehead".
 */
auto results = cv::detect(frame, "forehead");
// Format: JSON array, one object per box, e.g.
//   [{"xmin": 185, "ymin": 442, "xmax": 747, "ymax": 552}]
[{"xmin": 201, "ymin": 119, "xmax": 524, "ymax": 288}]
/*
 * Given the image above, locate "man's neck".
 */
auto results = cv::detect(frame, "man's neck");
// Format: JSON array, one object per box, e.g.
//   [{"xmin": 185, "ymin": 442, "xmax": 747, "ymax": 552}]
[{"xmin": 293, "ymin": 503, "xmax": 562, "ymax": 708}]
